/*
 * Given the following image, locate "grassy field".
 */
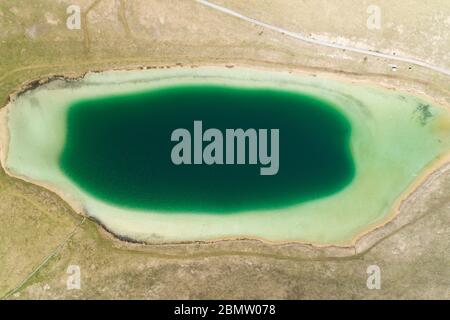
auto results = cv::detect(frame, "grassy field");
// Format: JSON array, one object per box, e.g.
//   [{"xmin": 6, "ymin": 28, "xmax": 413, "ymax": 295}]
[{"xmin": 0, "ymin": 0, "xmax": 449, "ymax": 299}]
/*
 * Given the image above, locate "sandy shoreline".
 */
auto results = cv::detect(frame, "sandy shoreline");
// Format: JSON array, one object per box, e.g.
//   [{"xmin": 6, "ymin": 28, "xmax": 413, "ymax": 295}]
[{"xmin": 1, "ymin": 63, "xmax": 450, "ymax": 251}]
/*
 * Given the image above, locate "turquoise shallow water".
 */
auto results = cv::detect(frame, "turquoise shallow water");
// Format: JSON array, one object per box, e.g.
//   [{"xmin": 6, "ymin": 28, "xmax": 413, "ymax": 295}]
[{"xmin": 60, "ymin": 85, "xmax": 355, "ymax": 213}]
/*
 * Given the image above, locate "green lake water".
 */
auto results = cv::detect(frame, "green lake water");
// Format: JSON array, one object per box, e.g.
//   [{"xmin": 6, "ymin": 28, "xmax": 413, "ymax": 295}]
[{"xmin": 60, "ymin": 85, "xmax": 355, "ymax": 213}]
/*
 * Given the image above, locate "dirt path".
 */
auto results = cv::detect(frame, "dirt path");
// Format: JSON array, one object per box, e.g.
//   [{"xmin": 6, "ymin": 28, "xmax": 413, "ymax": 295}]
[{"xmin": 196, "ymin": 0, "xmax": 450, "ymax": 77}]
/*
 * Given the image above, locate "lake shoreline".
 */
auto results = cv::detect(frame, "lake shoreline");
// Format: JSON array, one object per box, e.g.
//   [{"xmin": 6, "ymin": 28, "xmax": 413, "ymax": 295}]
[{"xmin": 1, "ymin": 63, "xmax": 450, "ymax": 252}]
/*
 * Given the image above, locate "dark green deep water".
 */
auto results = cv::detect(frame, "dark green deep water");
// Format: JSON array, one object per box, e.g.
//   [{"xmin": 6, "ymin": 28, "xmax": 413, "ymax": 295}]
[{"xmin": 60, "ymin": 85, "xmax": 355, "ymax": 213}]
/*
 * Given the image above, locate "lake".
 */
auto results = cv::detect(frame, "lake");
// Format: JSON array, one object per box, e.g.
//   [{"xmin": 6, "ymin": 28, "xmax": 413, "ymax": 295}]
[{"xmin": 2, "ymin": 67, "xmax": 449, "ymax": 244}]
